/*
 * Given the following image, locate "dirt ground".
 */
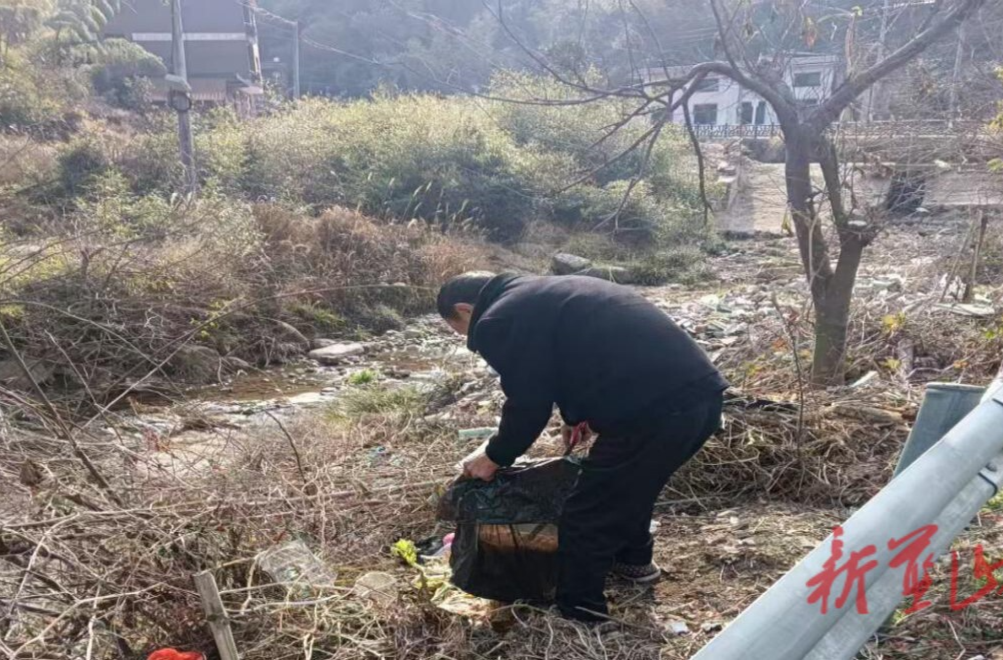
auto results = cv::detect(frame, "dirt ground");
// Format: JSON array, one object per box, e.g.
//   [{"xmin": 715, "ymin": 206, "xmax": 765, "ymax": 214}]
[{"xmin": 4, "ymin": 214, "xmax": 1003, "ymax": 659}]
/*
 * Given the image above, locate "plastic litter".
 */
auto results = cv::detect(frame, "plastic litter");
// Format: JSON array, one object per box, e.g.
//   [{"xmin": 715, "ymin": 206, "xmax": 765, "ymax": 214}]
[
  {"xmin": 256, "ymin": 539, "xmax": 337, "ymax": 596},
  {"xmin": 667, "ymin": 619, "xmax": 691, "ymax": 636},
  {"xmin": 147, "ymin": 650, "xmax": 203, "ymax": 660},
  {"xmin": 353, "ymin": 571, "xmax": 397, "ymax": 604},
  {"xmin": 438, "ymin": 456, "xmax": 580, "ymax": 602},
  {"xmin": 458, "ymin": 427, "xmax": 496, "ymax": 441}
]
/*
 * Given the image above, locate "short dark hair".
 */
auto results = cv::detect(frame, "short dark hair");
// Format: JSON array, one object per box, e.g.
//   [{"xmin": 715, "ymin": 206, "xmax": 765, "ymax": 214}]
[{"xmin": 437, "ymin": 271, "xmax": 496, "ymax": 319}]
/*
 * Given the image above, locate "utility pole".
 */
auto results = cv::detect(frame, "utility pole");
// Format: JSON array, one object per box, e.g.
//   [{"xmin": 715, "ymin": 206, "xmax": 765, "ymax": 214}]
[
  {"xmin": 292, "ymin": 20, "xmax": 301, "ymax": 99},
  {"xmin": 170, "ymin": 0, "xmax": 197, "ymax": 196},
  {"xmin": 948, "ymin": 22, "xmax": 967, "ymax": 125}
]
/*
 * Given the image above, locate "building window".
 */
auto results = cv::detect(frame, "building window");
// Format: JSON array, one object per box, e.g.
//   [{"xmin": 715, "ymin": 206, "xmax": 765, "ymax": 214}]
[
  {"xmin": 754, "ymin": 101, "xmax": 767, "ymax": 125},
  {"xmin": 693, "ymin": 78, "xmax": 720, "ymax": 92},
  {"xmin": 794, "ymin": 71, "xmax": 823, "ymax": 88},
  {"xmin": 692, "ymin": 104, "xmax": 718, "ymax": 125},
  {"xmin": 739, "ymin": 102, "xmax": 754, "ymax": 124}
]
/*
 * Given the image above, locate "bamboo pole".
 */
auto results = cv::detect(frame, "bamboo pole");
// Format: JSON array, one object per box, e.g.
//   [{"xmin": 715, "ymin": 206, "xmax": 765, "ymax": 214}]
[{"xmin": 194, "ymin": 571, "xmax": 239, "ymax": 660}]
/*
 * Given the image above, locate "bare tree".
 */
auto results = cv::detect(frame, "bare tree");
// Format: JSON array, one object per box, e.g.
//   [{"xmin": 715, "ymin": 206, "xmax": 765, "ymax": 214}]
[{"xmin": 485, "ymin": 0, "xmax": 987, "ymax": 385}]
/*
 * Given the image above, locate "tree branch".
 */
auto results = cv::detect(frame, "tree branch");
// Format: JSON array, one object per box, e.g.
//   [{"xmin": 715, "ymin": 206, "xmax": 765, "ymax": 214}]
[
  {"xmin": 816, "ymin": 138, "xmax": 849, "ymax": 232},
  {"xmin": 811, "ymin": 0, "xmax": 987, "ymax": 130},
  {"xmin": 681, "ymin": 103, "xmax": 712, "ymax": 227}
]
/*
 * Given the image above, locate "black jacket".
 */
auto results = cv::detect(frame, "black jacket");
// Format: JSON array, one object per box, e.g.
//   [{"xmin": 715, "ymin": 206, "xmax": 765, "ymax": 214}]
[{"xmin": 468, "ymin": 274, "xmax": 728, "ymax": 467}]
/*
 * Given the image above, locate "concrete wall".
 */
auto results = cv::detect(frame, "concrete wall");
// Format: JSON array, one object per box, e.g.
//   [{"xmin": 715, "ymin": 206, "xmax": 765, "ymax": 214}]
[
  {"xmin": 102, "ymin": 0, "xmax": 260, "ymax": 81},
  {"xmin": 656, "ymin": 54, "xmax": 842, "ymax": 127}
]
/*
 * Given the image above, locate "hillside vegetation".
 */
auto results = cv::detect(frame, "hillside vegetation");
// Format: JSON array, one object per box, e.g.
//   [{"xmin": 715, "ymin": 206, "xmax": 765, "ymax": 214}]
[{"xmin": 0, "ymin": 35, "xmax": 709, "ymax": 404}]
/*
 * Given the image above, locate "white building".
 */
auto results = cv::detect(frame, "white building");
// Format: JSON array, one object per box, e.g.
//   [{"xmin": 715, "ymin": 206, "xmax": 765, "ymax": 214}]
[{"xmin": 647, "ymin": 54, "xmax": 843, "ymax": 131}]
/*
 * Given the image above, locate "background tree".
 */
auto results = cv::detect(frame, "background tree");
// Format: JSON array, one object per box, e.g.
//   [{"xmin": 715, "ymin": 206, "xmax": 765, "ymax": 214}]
[
  {"xmin": 472, "ymin": 0, "xmax": 986, "ymax": 384},
  {"xmin": 46, "ymin": 0, "xmax": 120, "ymax": 46},
  {"xmin": 0, "ymin": 0, "xmax": 51, "ymax": 66}
]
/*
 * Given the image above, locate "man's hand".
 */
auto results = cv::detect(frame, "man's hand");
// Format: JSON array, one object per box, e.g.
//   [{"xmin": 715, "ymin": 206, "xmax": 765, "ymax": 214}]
[{"xmin": 461, "ymin": 445, "xmax": 500, "ymax": 481}]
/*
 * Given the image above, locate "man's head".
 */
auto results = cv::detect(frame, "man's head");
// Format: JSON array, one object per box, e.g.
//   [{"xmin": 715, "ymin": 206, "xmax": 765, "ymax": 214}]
[{"xmin": 437, "ymin": 271, "xmax": 496, "ymax": 336}]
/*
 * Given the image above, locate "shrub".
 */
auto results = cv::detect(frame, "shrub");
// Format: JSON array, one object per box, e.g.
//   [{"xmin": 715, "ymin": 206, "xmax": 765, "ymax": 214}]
[
  {"xmin": 242, "ymin": 95, "xmax": 535, "ymax": 242},
  {"xmin": 119, "ymin": 114, "xmax": 184, "ymax": 195},
  {"xmin": 56, "ymin": 138, "xmax": 111, "ymax": 196},
  {"xmin": 0, "ymin": 135, "xmax": 58, "ymax": 188},
  {"xmin": 626, "ymin": 246, "xmax": 715, "ymax": 286},
  {"xmin": 196, "ymin": 108, "xmax": 249, "ymax": 194},
  {"xmin": 335, "ymin": 384, "xmax": 428, "ymax": 418},
  {"xmin": 253, "ymin": 204, "xmax": 482, "ymax": 329},
  {"xmin": 561, "ymin": 231, "xmax": 634, "ymax": 262},
  {"xmin": 551, "ymin": 180, "xmax": 667, "ymax": 243},
  {"xmin": 0, "ymin": 56, "xmax": 64, "ymax": 128},
  {"xmin": 489, "ymin": 72, "xmax": 648, "ymax": 186},
  {"xmin": 88, "ymin": 39, "xmax": 165, "ymax": 110}
]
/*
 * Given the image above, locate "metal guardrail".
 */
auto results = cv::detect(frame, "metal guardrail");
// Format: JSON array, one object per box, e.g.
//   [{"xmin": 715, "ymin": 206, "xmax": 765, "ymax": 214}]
[
  {"xmin": 691, "ymin": 381, "xmax": 1003, "ymax": 660},
  {"xmin": 689, "ymin": 120, "xmax": 989, "ymax": 141}
]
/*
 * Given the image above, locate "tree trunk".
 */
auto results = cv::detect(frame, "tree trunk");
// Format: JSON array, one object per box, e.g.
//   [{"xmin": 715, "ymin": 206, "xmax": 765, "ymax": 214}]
[
  {"xmin": 784, "ymin": 125, "xmax": 861, "ymax": 386},
  {"xmin": 813, "ymin": 299, "xmax": 849, "ymax": 385},
  {"xmin": 812, "ymin": 239, "xmax": 861, "ymax": 386},
  {"xmin": 784, "ymin": 127, "xmax": 832, "ymax": 299}
]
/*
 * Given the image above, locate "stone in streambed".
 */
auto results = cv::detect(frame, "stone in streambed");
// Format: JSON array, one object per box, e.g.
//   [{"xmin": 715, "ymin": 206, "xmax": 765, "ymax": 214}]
[
  {"xmin": 308, "ymin": 342, "xmax": 365, "ymax": 365},
  {"xmin": 551, "ymin": 253, "xmax": 593, "ymax": 275}
]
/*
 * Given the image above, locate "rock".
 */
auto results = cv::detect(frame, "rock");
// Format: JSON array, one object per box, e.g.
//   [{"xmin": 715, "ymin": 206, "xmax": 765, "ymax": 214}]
[
  {"xmin": 404, "ymin": 327, "xmax": 424, "ymax": 339},
  {"xmin": 274, "ymin": 320, "xmax": 310, "ymax": 347},
  {"xmin": 701, "ymin": 622, "xmax": 723, "ymax": 633},
  {"xmin": 551, "ymin": 253, "xmax": 593, "ymax": 275},
  {"xmin": 266, "ymin": 342, "xmax": 307, "ymax": 365},
  {"xmin": 0, "ymin": 358, "xmax": 55, "ymax": 390},
  {"xmin": 221, "ymin": 356, "xmax": 252, "ymax": 373},
  {"xmin": 578, "ymin": 265, "xmax": 635, "ymax": 284},
  {"xmin": 170, "ymin": 345, "xmax": 222, "ymax": 384},
  {"xmin": 354, "ymin": 572, "xmax": 397, "ymax": 604},
  {"xmin": 311, "ymin": 338, "xmax": 338, "ymax": 350},
  {"xmin": 308, "ymin": 342, "xmax": 365, "ymax": 365}
]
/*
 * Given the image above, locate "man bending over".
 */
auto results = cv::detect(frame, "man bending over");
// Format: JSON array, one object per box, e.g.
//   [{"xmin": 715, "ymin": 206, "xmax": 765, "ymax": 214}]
[{"xmin": 437, "ymin": 271, "xmax": 727, "ymax": 622}]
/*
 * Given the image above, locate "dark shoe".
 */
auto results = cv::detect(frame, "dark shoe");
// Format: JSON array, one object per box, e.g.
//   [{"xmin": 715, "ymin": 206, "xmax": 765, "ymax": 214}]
[{"xmin": 611, "ymin": 561, "xmax": 661, "ymax": 584}]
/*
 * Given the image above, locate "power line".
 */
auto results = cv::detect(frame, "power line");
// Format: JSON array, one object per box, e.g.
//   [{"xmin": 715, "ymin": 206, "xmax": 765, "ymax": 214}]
[{"xmin": 231, "ymin": 0, "xmax": 383, "ymax": 66}]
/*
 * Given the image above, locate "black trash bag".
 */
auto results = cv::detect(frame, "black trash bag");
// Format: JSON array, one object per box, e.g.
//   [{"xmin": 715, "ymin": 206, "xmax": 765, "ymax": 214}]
[{"xmin": 437, "ymin": 457, "xmax": 581, "ymax": 602}]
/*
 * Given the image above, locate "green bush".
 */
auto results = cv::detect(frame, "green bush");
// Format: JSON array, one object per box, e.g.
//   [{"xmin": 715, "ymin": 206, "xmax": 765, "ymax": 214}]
[
  {"xmin": 33, "ymin": 74, "xmax": 706, "ymax": 249},
  {"xmin": 490, "ymin": 72, "xmax": 649, "ymax": 186},
  {"xmin": 0, "ymin": 57, "xmax": 64, "ymax": 128},
  {"xmin": 195, "ymin": 108, "xmax": 249, "ymax": 194},
  {"xmin": 561, "ymin": 231, "xmax": 634, "ymax": 262},
  {"xmin": 626, "ymin": 246, "xmax": 713, "ymax": 286},
  {"xmin": 88, "ymin": 39, "xmax": 165, "ymax": 110},
  {"xmin": 56, "ymin": 138, "xmax": 111, "ymax": 196},
  {"xmin": 240, "ymin": 95, "xmax": 535, "ymax": 242},
  {"xmin": 551, "ymin": 180, "xmax": 668, "ymax": 243}
]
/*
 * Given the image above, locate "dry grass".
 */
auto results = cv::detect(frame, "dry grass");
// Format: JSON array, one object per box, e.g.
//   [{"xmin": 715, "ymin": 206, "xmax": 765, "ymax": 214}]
[
  {"xmin": 4, "ymin": 222, "xmax": 1003, "ymax": 659},
  {"xmin": 0, "ymin": 202, "xmax": 482, "ymax": 414},
  {"xmin": 0, "ymin": 361, "xmax": 914, "ymax": 660}
]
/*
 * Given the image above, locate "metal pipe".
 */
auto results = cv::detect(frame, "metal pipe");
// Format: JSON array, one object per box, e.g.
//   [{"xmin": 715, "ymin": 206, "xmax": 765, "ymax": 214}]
[
  {"xmin": 691, "ymin": 389, "xmax": 1003, "ymax": 660},
  {"xmin": 806, "ymin": 455, "xmax": 1003, "ymax": 659},
  {"xmin": 893, "ymin": 383, "xmax": 983, "ymax": 477}
]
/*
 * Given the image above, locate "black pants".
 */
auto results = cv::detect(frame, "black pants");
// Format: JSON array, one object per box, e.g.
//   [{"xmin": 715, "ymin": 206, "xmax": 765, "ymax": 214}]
[{"xmin": 556, "ymin": 394, "xmax": 723, "ymax": 621}]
